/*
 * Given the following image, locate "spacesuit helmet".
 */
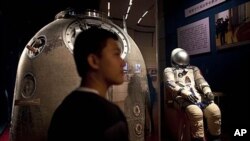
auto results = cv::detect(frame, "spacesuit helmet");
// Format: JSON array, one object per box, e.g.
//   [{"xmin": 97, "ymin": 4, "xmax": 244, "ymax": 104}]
[{"xmin": 171, "ymin": 48, "xmax": 190, "ymax": 68}]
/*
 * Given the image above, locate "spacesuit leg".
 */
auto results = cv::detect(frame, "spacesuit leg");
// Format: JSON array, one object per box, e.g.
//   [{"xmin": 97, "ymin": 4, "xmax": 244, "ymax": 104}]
[
  {"xmin": 203, "ymin": 103, "xmax": 221, "ymax": 140},
  {"xmin": 185, "ymin": 105, "xmax": 204, "ymax": 140}
]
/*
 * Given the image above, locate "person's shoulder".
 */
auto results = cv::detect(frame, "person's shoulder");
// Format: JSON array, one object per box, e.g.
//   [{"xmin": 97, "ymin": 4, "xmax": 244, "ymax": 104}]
[
  {"xmin": 75, "ymin": 91, "xmax": 117, "ymax": 110},
  {"xmin": 63, "ymin": 90, "xmax": 87, "ymax": 101},
  {"xmin": 100, "ymin": 99, "xmax": 124, "ymax": 115},
  {"xmin": 58, "ymin": 90, "xmax": 101, "ymax": 108},
  {"xmin": 188, "ymin": 65, "xmax": 199, "ymax": 69},
  {"xmin": 164, "ymin": 67, "xmax": 174, "ymax": 73},
  {"xmin": 187, "ymin": 65, "xmax": 201, "ymax": 73},
  {"xmin": 67, "ymin": 90, "xmax": 99, "ymax": 99},
  {"xmin": 101, "ymin": 98, "xmax": 120, "ymax": 110},
  {"xmin": 66, "ymin": 90, "xmax": 121, "ymax": 112}
]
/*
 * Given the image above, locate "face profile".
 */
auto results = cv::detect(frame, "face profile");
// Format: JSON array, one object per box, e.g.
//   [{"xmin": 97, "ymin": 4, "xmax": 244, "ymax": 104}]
[{"xmin": 96, "ymin": 38, "xmax": 126, "ymax": 86}]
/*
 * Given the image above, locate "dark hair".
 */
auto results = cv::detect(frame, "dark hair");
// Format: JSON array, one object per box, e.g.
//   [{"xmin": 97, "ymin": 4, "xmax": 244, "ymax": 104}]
[{"xmin": 73, "ymin": 26, "xmax": 118, "ymax": 78}]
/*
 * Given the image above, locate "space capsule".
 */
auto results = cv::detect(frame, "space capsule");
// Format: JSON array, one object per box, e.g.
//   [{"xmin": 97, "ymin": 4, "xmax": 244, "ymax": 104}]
[{"xmin": 10, "ymin": 9, "xmax": 150, "ymax": 141}]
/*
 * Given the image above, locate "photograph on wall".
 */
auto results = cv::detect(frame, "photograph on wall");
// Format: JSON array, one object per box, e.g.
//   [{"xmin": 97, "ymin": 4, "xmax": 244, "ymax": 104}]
[{"xmin": 215, "ymin": 1, "xmax": 250, "ymax": 49}]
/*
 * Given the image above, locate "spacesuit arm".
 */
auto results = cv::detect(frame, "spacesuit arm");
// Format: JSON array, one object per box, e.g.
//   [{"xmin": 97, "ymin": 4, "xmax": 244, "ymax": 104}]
[
  {"xmin": 164, "ymin": 68, "xmax": 182, "ymax": 95},
  {"xmin": 193, "ymin": 66, "xmax": 214, "ymax": 101},
  {"xmin": 193, "ymin": 66, "xmax": 211, "ymax": 94},
  {"xmin": 164, "ymin": 67, "xmax": 196, "ymax": 101},
  {"xmin": 164, "ymin": 68, "xmax": 199, "ymax": 104}
]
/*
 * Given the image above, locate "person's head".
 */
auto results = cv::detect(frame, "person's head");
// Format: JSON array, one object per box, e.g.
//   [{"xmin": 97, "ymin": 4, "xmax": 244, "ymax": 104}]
[
  {"xmin": 73, "ymin": 26, "xmax": 125, "ymax": 86},
  {"xmin": 171, "ymin": 48, "xmax": 190, "ymax": 68}
]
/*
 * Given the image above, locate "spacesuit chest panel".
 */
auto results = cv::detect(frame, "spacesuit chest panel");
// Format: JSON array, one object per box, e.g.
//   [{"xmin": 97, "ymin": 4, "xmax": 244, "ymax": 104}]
[{"xmin": 173, "ymin": 68, "xmax": 195, "ymax": 87}]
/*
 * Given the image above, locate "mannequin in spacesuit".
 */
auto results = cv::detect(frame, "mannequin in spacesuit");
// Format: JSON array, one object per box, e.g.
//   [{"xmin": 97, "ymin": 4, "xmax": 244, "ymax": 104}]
[{"xmin": 164, "ymin": 48, "xmax": 221, "ymax": 141}]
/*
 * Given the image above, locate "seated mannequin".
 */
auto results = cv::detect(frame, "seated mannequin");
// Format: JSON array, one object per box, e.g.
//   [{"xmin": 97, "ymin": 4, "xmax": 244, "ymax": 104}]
[{"xmin": 164, "ymin": 48, "xmax": 221, "ymax": 141}]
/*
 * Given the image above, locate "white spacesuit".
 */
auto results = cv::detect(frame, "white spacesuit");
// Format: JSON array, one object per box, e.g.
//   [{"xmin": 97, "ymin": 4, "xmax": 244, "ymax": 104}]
[{"xmin": 164, "ymin": 48, "xmax": 221, "ymax": 141}]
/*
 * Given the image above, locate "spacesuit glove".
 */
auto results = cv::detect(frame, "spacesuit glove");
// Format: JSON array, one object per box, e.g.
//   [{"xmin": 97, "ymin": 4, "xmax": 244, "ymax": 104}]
[
  {"xmin": 186, "ymin": 94, "xmax": 199, "ymax": 104},
  {"xmin": 204, "ymin": 92, "xmax": 214, "ymax": 101}
]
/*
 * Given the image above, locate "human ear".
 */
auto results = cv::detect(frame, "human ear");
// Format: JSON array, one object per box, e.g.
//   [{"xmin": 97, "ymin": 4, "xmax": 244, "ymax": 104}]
[{"xmin": 87, "ymin": 54, "xmax": 100, "ymax": 69}]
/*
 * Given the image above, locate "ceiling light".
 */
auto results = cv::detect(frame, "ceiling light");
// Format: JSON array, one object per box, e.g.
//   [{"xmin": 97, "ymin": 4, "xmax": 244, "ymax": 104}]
[
  {"xmin": 137, "ymin": 10, "xmax": 148, "ymax": 24},
  {"xmin": 137, "ymin": 18, "xmax": 142, "ymax": 24},
  {"xmin": 107, "ymin": 2, "xmax": 110, "ymax": 17},
  {"xmin": 142, "ymin": 11, "xmax": 148, "ymax": 17},
  {"xmin": 124, "ymin": 0, "xmax": 133, "ymax": 20},
  {"xmin": 125, "ymin": 13, "xmax": 128, "ymax": 20},
  {"xmin": 129, "ymin": 0, "xmax": 133, "ymax": 5},
  {"xmin": 127, "ymin": 5, "xmax": 131, "ymax": 14}
]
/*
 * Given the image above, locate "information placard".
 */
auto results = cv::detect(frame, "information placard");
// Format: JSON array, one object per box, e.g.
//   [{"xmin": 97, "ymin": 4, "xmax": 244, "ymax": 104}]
[
  {"xmin": 185, "ymin": 0, "xmax": 226, "ymax": 17},
  {"xmin": 177, "ymin": 17, "xmax": 210, "ymax": 55}
]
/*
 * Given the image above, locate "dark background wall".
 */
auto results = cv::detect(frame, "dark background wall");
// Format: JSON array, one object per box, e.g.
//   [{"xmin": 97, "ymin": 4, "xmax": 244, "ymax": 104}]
[{"xmin": 163, "ymin": 0, "xmax": 250, "ymax": 140}]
